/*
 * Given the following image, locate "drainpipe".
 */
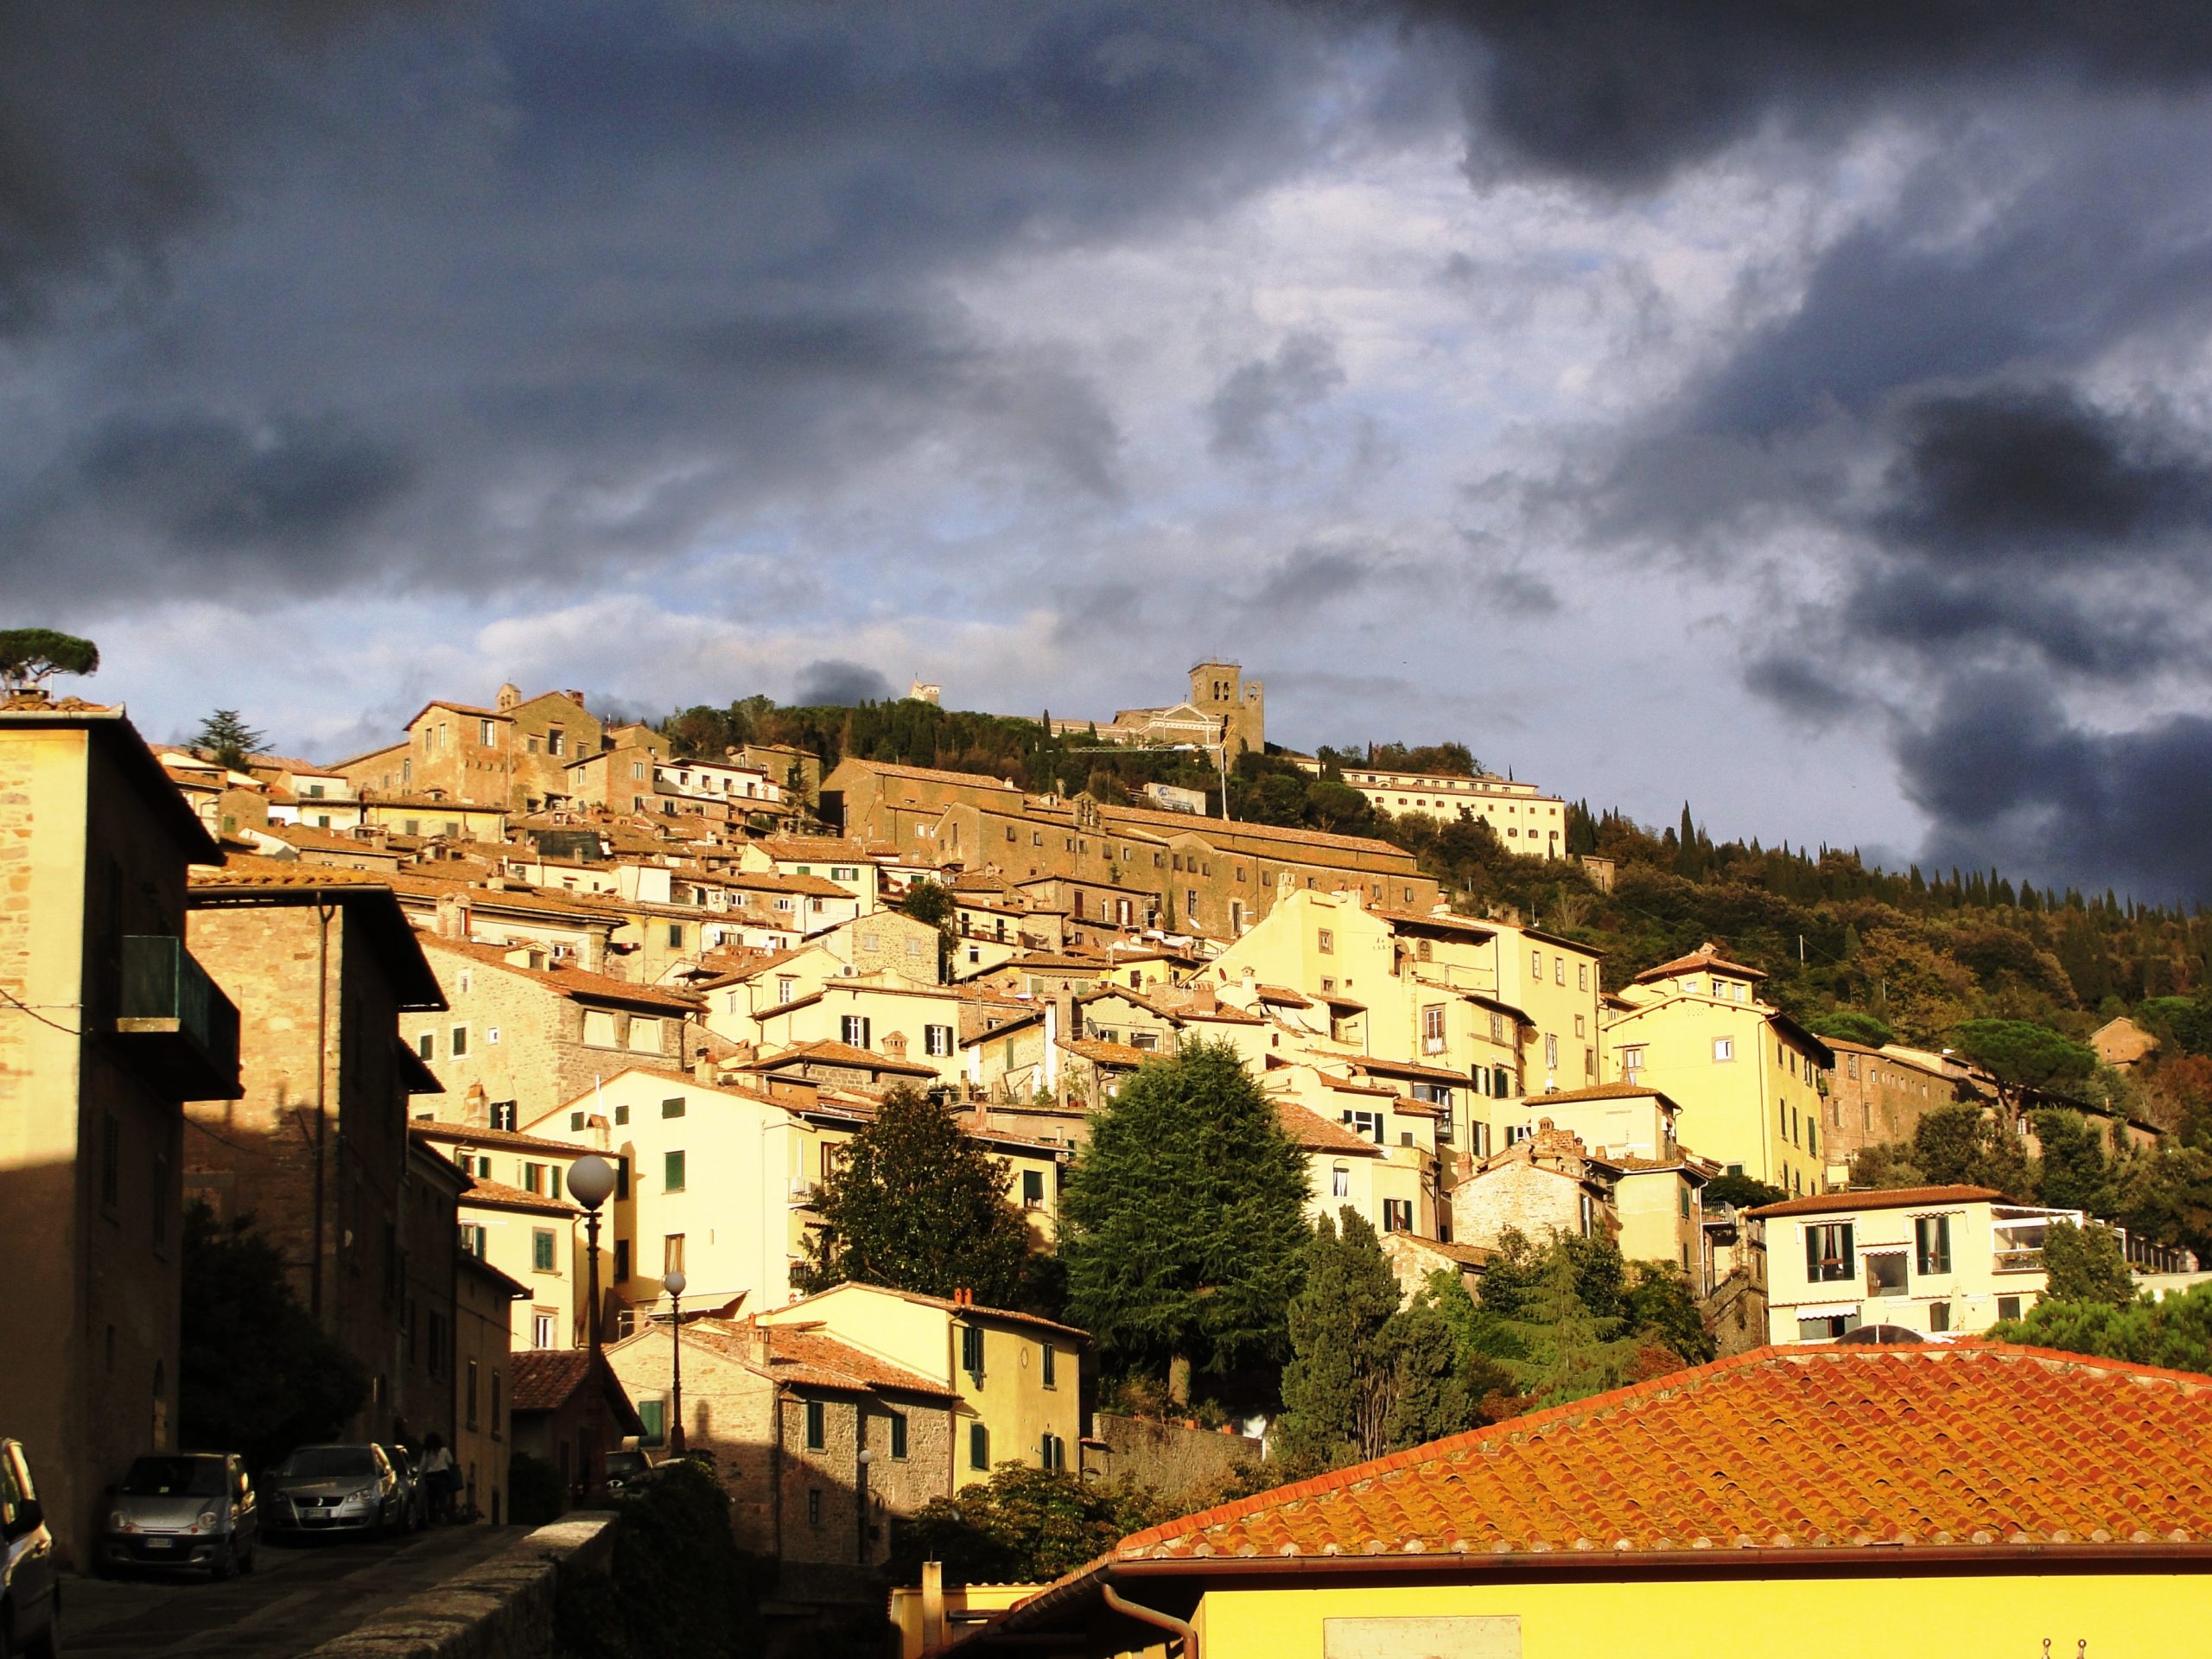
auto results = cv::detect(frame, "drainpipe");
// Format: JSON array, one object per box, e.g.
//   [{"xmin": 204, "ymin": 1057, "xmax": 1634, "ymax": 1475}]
[
  {"xmin": 1103, "ymin": 1581, "xmax": 1198, "ymax": 1659},
  {"xmin": 310, "ymin": 899, "xmax": 334, "ymax": 1323}
]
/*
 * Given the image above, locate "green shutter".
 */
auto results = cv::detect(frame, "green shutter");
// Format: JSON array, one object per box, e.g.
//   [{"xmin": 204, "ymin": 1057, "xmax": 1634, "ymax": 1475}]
[
  {"xmin": 1805, "ymin": 1225, "xmax": 1821, "ymax": 1281},
  {"xmin": 1840, "ymin": 1223, "xmax": 1855, "ymax": 1281}
]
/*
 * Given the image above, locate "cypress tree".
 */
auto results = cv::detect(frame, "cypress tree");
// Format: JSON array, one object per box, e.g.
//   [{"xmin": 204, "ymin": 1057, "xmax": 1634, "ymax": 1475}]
[
  {"xmin": 1060, "ymin": 1041, "xmax": 1312, "ymax": 1404},
  {"xmin": 1274, "ymin": 1210, "xmax": 1404, "ymax": 1470}
]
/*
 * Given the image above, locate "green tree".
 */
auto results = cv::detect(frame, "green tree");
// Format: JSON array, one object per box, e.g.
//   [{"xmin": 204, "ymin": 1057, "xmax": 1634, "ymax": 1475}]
[
  {"xmin": 194, "ymin": 709, "xmax": 267, "ymax": 769},
  {"xmin": 1700, "ymin": 1173, "xmax": 1789, "ymax": 1211},
  {"xmin": 1624, "ymin": 1262, "xmax": 1715, "ymax": 1365},
  {"xmin": 1954, "ymin": 1019, "xmax": 2098, "ymax": 1104},
  {"xmin": 1497, "ymin": 1244, "xmax": 1639, "ymax": 1407},
  {"xmin": 1059, "ymin": 1041, "xmax": 1312, "ymax": 1404},
  {"xmin": 179, "ymin": 1205, "xmax": 369, "ymax": 1471},
  {"xmin": 1910, "ymin": 1103, "xmax": 2034, "ymax": 1196},
  {"xmin": 1991, "ymin": 1281, "xmax": 2212, "ymax": 1376},
  {"xmin": 2032, "ymin": 1109, "xmax": 2120, "ymax": 1216},
  {"xmin": 1274, "ymin": 1210, "xmax": 1406, "ymax": 1471},
  {"xmin": 896, "ymin": 878, "xmax": 958, "ymax": 976},
  {"xmin": 0, "ymin": 627, "xmax": 99, "ymax": 692},
  {"xmin": 1847, "ymin": 1141, "xmax": 1926, "ymax": 1189},
  {"xmin": 888, "ymin": 1464, "xmax": 1161, "ymax": 1586},
  {"xmin": 794, "ymin": 1088, "xmax": 1035, "ymax": 1308},
  {"xmin": 1377, "ymin": 1286, "xmax": 1482, "ymax": 1452},
  {"xmin": 1805, "ymin": 1008, "xmax": 1893, "ymax": 1048},
  {"xmin": 2037, "ymin": 1220, "xmax": 2138, "ymax": 1305}
]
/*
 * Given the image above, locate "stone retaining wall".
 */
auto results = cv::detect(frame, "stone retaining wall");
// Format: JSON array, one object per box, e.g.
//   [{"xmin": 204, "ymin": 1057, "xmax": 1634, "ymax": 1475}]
[{"xmin": 300, "ymin": 1514, "xmax": 619, "ymax": 1659}]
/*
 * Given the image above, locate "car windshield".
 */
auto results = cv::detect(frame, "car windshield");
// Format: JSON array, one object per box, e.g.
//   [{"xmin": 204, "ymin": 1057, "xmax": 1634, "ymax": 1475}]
[
  {"xmin": 120, "ymin": 1457, "xmax": 226, "ymax": 1498},
  {"xmin": 276, "ymin": 1448, "xmax": 376, "ymax": 1479}
]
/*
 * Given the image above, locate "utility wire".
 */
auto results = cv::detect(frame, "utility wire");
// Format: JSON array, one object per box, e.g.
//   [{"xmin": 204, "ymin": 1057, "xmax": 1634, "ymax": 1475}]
[{"xmin": 0, "ymin": 985, "xmax": 83, "ymax": 1034}]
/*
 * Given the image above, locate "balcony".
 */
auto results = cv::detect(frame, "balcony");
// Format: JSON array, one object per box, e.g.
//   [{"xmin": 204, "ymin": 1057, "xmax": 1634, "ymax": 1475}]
[
  {"xmin": 115, "ymin": 935, "xmax": 242, "ymax": 1100},
  {"xmin": 1993, "ymin": 1249, "xmax": 2046, "ymax": 1274}
]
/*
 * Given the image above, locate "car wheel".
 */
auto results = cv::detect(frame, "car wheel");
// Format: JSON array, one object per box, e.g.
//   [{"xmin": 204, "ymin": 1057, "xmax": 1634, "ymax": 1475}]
[
  {"xmin": 213, "ymin": 1541, "xmax": 238, "ymax": 1581},
  {"xmin": 238, "ymin": 1537, "xmax": 257, "ymax": 1575}
]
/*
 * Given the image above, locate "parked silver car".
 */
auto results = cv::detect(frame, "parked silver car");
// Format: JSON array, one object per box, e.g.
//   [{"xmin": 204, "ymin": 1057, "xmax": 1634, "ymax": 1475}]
[
  {"xmin": 2, "ymin": 1438, "xmax": 60, "ymax": 1659},
  {"xmin": 260, "ymin": 1445, "xmax": 402, "ymax": 1540},
  {"xmin": 375, "ymin": 1444, "xmax": 428, "ymax": 1533},
  {"xmin": 97, "ymin": 1452, "xmax": 258, "ymax": 1579}
]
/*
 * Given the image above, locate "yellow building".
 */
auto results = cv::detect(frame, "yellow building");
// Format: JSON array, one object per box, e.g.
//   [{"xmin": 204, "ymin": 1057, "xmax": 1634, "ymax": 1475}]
[
  {"xmin": 758, "ymin": 1281, "xmax": 1084, "ymax": 1482},
  {"xmin": 0, "ymin": 697, "xmax": 240, "ymax": 1567},
  {"xmin": 1605, "ymin": 944, "xmax": 1832, "ymax": 1196},
  {"xmin": 411, "ymin": 1122, "xmax": 588, "ymax": 1352},
  {"xmin": 950, "ymin": 1344, "xmax": 2212, "ymax": 1659},
  {"xmin": 1749, "ymin": 1184, "xmax": 2079, "ymax": 1343},
  {"xmin": 1295, "ymin": 758, "xmax": 1569, "ymax": 858}
]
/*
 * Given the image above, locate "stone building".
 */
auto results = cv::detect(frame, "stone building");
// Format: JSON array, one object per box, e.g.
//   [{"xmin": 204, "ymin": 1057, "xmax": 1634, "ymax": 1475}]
[
  {"xmin": 184, "ymin": 869, "xmax": 453, "ymax": 1439},
  {"xmin": 1449, "ymin": 1122, "xmax": 1619, "ymax": 1252},
  {"xmin": 0, "ymin": 696, "xmax": 240, "ymax": 1567},
  {"xmin": 402, "ymin": 935, "xmax": 701, "ymax": 1130},
  {"xmin": 606, "ymin": 1315, "xmax": 959, "ymax": 1586},
  {"xmin": 1819, "ymin": 1037, "xmax": 1967, "ymax": 1177}
]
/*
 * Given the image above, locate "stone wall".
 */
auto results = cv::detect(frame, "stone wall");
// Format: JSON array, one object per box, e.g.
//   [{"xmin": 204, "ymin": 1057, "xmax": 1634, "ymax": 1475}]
[
  {"xmin": 301, "ymin": 1513, "xmax": 618, "ymax": 1659},
  {"xmin": 1081, "ymin": 1412, "xmax": 1260, "ymax": 1504}
]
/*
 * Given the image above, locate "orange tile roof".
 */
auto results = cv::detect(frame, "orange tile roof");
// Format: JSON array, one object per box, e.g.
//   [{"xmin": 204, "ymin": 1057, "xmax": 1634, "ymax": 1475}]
[
  {"xmin": 1636, "ymin": 943, "xmax": 1769, "ymax": 983},
  {"xmin": 1527, "ymin": 1081, "xmax": 1685, "ymax": 1109},
  {"xmin": 410, "ymin": 1122, "xmax": 594, "ymax": 1157},
  {"xmin": 1277, "ymin": 1100, "xmax": 1385, "ymax": 1156},
  {"xmin": 1095, "ymin": 800, "xmax": 1413, "ymax": 858},
  {"xmin": 1110, "ymin": 1344, "xmax": 2212, "ymax": 1563},
  {"xmin": 460, "ymin": 1175, "xmax": 579, "ymax": 1217},
  {"xmin": 842, "ymin": 758, "xmax": 1021, "ymax": 791},
  {"xmin": 1058, "ymin": 1038, "xmax": 1153, "ymax": 1068},
  {"xmin": 1749, "ymin": 1184, "xmax": 2012, "ymax": 1218},
  {"xmin": 739, "ymin": 1039, "xmax": 941, "ymax": 1077},
  {"xmin": 421, "ymin": 936, "xmax": 702, "ymax": 1012}
]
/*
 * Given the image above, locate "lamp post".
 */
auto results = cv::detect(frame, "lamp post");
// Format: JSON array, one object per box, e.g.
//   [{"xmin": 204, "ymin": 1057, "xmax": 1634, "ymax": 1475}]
[
  {"xmin": 662, "ymin": 1268, "xmax": 687, "ymax": 1454},
  {"xmin": 856, "ymin": 1446, "xmax": 874, "ymax": 1565},
  {"xmin": 567, "ymin": 1154, "xmax": 618, "ymax": 1357}
]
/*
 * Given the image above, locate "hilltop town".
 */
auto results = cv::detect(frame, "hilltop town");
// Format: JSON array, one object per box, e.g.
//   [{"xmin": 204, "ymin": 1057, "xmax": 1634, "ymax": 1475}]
[{"xmin": 9, "ymin": 652, "xmax": 2212, "ymax": 1653}]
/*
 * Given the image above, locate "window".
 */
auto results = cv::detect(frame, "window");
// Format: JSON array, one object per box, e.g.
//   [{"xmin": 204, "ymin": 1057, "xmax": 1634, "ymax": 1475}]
[
  {"xmin": 1041, "ymin": 1344, "xmax": 1057, "ymax": 1389},
  {"xmin": 807, "ymin": 1489, "xmax": 822, "ymax": 1526},
  {"xmin": 1021, "ymin": 1169, "xmax": 1045, "ymax": 1209},
  {"xmin": 889, "ymin": 1412, "xmax": 909, "ymax": 1459},
  {"xmin": 639, "ymin": 1399, "xmax": 665, "ymax": 1446},
  {"xmin": 1866, "ymin": 1251, "xmax": 1908, "ymax": 1296},
  {"xmin": 1799, "ymin": 1313, "xmax": 1857, "ymax": 1342},
  {"xmin": 1915, "ymin": 1215, "xmax": 1952, "ymax": 1274},
  {"xmin": 666, "ymin": 922, "xmax": 684, "ymax": 949},
  {"xmin": 1317, "ymin": 929, "xmax": 1335, "ymax": 955},
  {"xmin": 467, "ymin": 1358, "xmax": 480, "ymax": 1429},
  {"xmin": 570, "ymin": 1110, "xmax": 587, "ymax": 1130},
  {"xmin": 1544, "ymin": 1033, "xmax": 1559, "ymax": 1069},
  {"xmin": 1342, "ymin": 1109, "xmax": 1385, "ymax": 1144},
  {"xmin": 1929, "ymin": 1302, "xmax": 1952, "ymax": 1333},
  {"xmin": 961, "ymin": 1324, "xmax": 985, "ymax": 1377},
  {"xmin": 1555, "ymin": 958, "xmax": 1566, "ymax": 986},
  {"xmin": 969, "ymin": 1423, "xmax": 989, "ymax": 1471},
  {"xmin": 1679, "ymin": 1182, "xmax": 1692, "ymax": 1219},
  {"xmin": 582, "ymin": 1009, "xmax": 619, "ymax": 1047},
  {"xmin": 627, "ymin": 1015, "xmax": 662, "ymax": 1052},
  {"xmin": 662, "ymin": 1096, "xmax": 686, "ymax": 1118},
  {"xmin": 460, "ymin": 1224, "xmax": 487, "ymax": 1259},
  {"xmin": 805, "ymin": 1400, "xmax": 825, "ymax": 1450},
  {"xmin": 1490, "ymin": 1012, "xmax": 1506, "ymax": 1043},
  {"xmin": 613, "ymin": 1239, "xmax": 631, "ymax": 1283},
  {"xmin": 531, "ymin": 1310, "xmax": 556, "ymax": 1349},
  {"xmin": 1382, "ymin": 1198, "xmax": 1413, "ymax": 1232},
  {"xmin": 925, "ymin": 1024, "xmax": 953, "ymax": 1058},
  {"xmin": 1040, "ymin": 1433, "xmax": 1067, "ymax": 1471},
  {"xmin": 1331, "ymin": 1164, "xmax": 1351, "ymax": 1198},
  {"xmin": 1804, "ymin": 1223, "xmax": 1854, "ymax": 1282},
  {"xmin": 1577, "ymin": 963, "xmax": 1588, "ymax": 991},
  {"xmin": 416, "ymin": 1032, "xmax": 434, "ymax": 1061},
  {"xmin": 451, "ymin": 1025, "xmax": 469, "ymax": 1058},
  {"xmin": 663, "ymin": 1152, "xmax": 686, "ymax": 1192},
  {"xmin": 492, "ymin": 1100, "xmax": 518, "ymax": 1131},
  {"xmin": 1997, "ymin": 1295, "xmax": 2022, "ymax": 1322},
  {"xmin": 532, "ymin": 1230, "xmax": 556, "ymax": 1272},
  {"xmin": 662, "ymin": 1234, "xmax": 684, "ymax": 1274},
  {"xmin": 1622, "ymin": 1045, "xmax": 1644, "ymax": 1077},
  {"xmin": 1530, "ymin": 950, "xmax": 1541, "ymax": 978},
  {"xmin": 776, "ymin": 976, "xmax": 797, "ymax": 1005},
  {"xmin": 1713, "ymin": 1036, "xmax": 1734, "ymax": 1062},
  {"xmin": 1422, "ymin": 1004, "xmax": 1446, "ymax": 1052},
  {"xmin": 840, "ymin": 1014, "xmax": 872, "ymax": 1049}
]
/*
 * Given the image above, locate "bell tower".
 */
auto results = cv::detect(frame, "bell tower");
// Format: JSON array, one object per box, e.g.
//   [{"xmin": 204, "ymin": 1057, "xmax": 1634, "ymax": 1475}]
[{"xmin": 1188, "ymin": 659, "xmax": 1264, "ymax": 756}]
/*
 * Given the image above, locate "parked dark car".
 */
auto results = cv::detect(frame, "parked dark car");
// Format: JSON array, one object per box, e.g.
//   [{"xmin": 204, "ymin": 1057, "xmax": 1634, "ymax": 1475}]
[
  {"xmin": 1, "ymin": 1438, "xmax": 60, "ymax": 1658},
  {"xmin": 602, "ymin": 1448, "xmax": 658, "ymax": 1495},
  {"xmin": 260, "ymin": 1446, "xmax": 402, "ymax": 1540},
  {"xmin": 375, "ymin": 1444, "xmax": 428, "ymax": 1533},
  {"xmin": 97, "ymin": 1452, "xmax": 258, "ymax": 1579}
]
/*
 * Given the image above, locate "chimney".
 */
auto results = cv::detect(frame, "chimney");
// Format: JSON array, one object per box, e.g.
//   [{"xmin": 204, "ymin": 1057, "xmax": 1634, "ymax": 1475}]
[
  {"xmin": 581, "ymin": 931, "xmax": 607, "ymax": 975},
  {"xmin": 1192, "ymin": 983, "xmax": 1217, "ymax": 1015},
  {"xmin": 920, "ymin": 1562, "xmax": 946, "ymax": 1655},
  {"xmin": 435, "ymin": 891, "xmax": 464, "ymax": 939},
  {"xmin": 565, "ymin": 689, "xmax": 587, "ymax": 708},
  {"xmin": 881, "ymin": 1030, "xmax": 909, "ymax": 1060},
  {"xmin": 464, "ymin": 1082, "xmax": 487, "ymax": 1127},
  {"xmin": 694, "ymin": 1050, "xmax": 715, "ymax": 1084}
]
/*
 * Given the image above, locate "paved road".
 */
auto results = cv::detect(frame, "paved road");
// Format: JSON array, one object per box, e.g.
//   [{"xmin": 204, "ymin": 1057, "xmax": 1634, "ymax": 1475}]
[{"xmin": 63, "ymin": 1523, "xmax": 524, "ymax": 1656}]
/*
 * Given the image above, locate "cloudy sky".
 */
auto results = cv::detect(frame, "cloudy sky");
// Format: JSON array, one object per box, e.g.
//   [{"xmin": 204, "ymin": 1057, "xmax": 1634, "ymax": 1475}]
[{"xmin": 10, "ymin": 2, "xmax": 2212, "ymax": 901}]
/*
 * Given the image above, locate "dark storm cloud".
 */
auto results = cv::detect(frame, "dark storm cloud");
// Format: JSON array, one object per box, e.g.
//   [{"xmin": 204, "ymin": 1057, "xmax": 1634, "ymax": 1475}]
[
  {"xmin": 1898, "ymin": 675, "xmax": 2212, "ymax": 904},
  {"xmin": 0, "ymin": 0, "xmax": 1351, "ymax": 607},
  {"xmin": 1207, "ymin": 332, "xmax": 1345, "ymax": 458},
  {"xmin": 1382, "ymin": 0, "xmax": 2212, "ymax": 185},
  {"xmin": 793, "ymin": 659, "xmax": 894, "ymax": 708}
]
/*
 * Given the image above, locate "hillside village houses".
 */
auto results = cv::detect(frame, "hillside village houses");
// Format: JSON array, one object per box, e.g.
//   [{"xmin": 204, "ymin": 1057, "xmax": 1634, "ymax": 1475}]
[{"xmin": 5, "ymin": 663, "xmax": 2197, "ymax": 1598}]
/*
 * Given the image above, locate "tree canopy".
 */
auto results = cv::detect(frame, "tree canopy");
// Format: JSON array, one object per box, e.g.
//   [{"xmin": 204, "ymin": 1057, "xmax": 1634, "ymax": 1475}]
[
  {"xmin": 180, "ymin": 1205, "xmax": 369, "ymax": 1469},
  {"xmin": 1954, "ymin": 1019, "xmax": 2099, "ymax": 1102},
  {"xmin": 0, "ymin": 628, "xmax": 99, "ymax": 692},
  {"xmin": 1059, "ymin": 1041, "xmax": 1313, "ymax": 1403},
  {"xmin": 194, "ymin": 708, "xmax": 268, "ymax": 770},
  {"xmin": 2037, "ymin": 1220, "xmax": 2139, "ymax": 1305},
  {"xmin": 793, "ymin": 1087, "xmax": 1037, "ymax": 1310},
  {"xmin": 889, "ymin": 1464, "xmax": 1165, "ymax": 1586},
  {"xmin": 1992, "ymin": 1281, "xmax": 2212, "ymax": 1376}
]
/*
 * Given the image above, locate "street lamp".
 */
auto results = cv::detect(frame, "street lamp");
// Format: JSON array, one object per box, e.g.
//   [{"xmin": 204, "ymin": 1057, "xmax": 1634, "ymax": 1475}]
[
  {"xmin": 662, "ymin": 1268, "xmax": 688, "ymax": 1454},
  {"xmin": 567, "ymin": 1154, "xmax": 618, "ymax": 1357},
  {"xmin": 856, "ymin": 1446, "xmax": 875, "ymax": 1565}
]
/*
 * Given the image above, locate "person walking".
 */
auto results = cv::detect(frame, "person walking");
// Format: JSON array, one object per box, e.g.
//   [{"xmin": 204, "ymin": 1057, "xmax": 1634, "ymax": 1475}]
[{"xmin": 420, "ymin": 1433, "xmax": 458, "ymax": 1522}]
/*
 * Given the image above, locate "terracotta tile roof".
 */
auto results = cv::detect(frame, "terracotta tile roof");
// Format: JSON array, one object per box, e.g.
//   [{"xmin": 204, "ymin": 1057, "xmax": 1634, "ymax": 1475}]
[
  {"xmin": 759, "ymin": 836, "xmax": 892, "ymax": 861},
  {"xmin": 507, "ymin": 1350, "xmax": 593, "ymax": 1412},
  {"xmin": 194, "ymin": 853, "xmax": 389, "ymax": 889},
  {"xmin": 1253, "ymin": 984, "xmax": 1314, "ymax": 1006},
  {"xmin": 1528, "ymin": 1081, "xmax": 1684, "ymax": 1109},
  {"xmin": 841, "ymin": 758, "xmax": 1021, "ymax": 791},
  {"xmin": 411, "ymin": 1122, "xmax": 594, "ymax": 1157},
  {"xmin": 777, "ymin": 1283, "xmax": 1090, "ymax": 1342},
  {"xmin": 1111, "ymin": 1344, "xmax": 2212, "ymax": 1562},
  {"xmin": 1095, "ymin": 801, "xmax": 1413, "ymax": 859},
  {"xmin": 1635, "ymin": 943, "xmax": 1769, "ymax": 983},
  {"xmin": 1278, "ymin": 1100, "xmax": 1386, "ymax": 1157},
  {"xmin": 1372, "ymin": 907, "xmax": 1497, "ymax": 937},
  {"xmin": 739, "ymin": 1039, "xmax": 941, "ymax": 1077},
  {"xmin": 460, "ymin": 1175, "xmax": 579, "ymax": 1217},
  {"xmin": 682, "ymin": 1320, "xmax": 960, "ymax": 1399},
  {"xmin": 1351, "ymin": 1057, "xmax": 1471, "ymax": 1086},
  {"xmin": 421, "ymin": 936, "xmax": 703, "ymax": 1012},
  {"xmin": 1058, "ymin": 1038, "xmax": 1153, "ymax": 1068},
  {"xmin": 1749, "ymin": 1184, "xmax": 2012, "ymax": 1218}
]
